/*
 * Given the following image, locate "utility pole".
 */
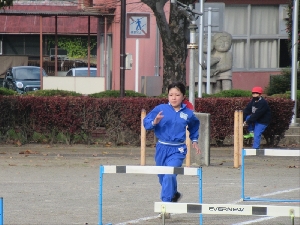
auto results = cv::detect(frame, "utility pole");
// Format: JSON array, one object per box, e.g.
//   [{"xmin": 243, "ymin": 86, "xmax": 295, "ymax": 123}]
[{"xmin": 120, "ymin": 0, "xmax": 126, "ymax": 97}]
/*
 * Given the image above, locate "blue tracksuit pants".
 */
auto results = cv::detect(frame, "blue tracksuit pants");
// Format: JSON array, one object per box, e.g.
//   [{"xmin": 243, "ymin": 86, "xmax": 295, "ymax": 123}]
[
  {"xmin": 155, "ymin": 142, "xmax": 186, "ymax": 202},
  {"xmin": 246, "ymin": 115, "xmax": 268, "ymax": 149}
]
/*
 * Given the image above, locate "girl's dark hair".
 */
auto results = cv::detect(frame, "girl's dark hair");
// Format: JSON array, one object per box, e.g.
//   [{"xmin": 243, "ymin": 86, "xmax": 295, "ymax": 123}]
[{"xmin": 168, "ymin": 82, "xmax": 186, "ymax": 95}]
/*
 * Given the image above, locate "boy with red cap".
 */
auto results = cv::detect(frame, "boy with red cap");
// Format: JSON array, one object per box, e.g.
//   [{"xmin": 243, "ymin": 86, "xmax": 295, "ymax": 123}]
[{"xmin": 243, "ymin": 87, "xmax": 271, "ymax": 149}]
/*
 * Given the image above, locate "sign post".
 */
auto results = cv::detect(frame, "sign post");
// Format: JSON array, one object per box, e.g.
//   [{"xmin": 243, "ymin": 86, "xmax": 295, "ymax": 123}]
[{"xmin": 127, "ymin": 13, "xmax": 150, "ymax": 92}]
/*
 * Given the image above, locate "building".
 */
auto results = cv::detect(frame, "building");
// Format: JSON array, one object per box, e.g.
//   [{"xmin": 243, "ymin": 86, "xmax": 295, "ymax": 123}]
[{"xmin": 0, "ymin": 0, "xmax": 292, "ymax": 94}]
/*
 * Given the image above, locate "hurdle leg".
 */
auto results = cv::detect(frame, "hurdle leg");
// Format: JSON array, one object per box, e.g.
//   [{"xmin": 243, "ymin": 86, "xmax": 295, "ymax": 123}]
[
  {"xmin": 241, "ymin": 149, "xmax": 245, "ymax": 200},
  {"xmin": 198, "ymin": 168, "xmax": 203, "ymax": 225},
  {"xmin": 290, "ymin": 209, "xmax": 295, "ymax": 225},
  {"xmin": 99, "ymin": 166, "xmax": 104, "ymax": 225},
  {"xmin": 0, "ymin": 197, "xmax": 3, "ymax": 225},
  {"xmin": 160, "ymin": 204, "xmax": 166, "ymax": 225}
]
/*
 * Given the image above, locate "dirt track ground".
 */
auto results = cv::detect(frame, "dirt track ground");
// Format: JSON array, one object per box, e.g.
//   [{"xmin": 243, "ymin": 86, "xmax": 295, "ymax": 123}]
[{"xmin": 0, "ymin": 144, "xmax": 299, "ymax": 225}]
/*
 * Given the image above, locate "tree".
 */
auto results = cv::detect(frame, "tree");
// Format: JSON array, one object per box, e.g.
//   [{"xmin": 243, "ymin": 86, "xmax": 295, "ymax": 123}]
[
  {"xmin": 0, "ymin": 0, "xmax": 13, "ymax": 9},
  {"xmin": 286, "ymin": 0, "xmax": 300, "ymax": 60},
  {"xmin": 141, "ymin": 0, "xmax": 196, "ymax": 92}
]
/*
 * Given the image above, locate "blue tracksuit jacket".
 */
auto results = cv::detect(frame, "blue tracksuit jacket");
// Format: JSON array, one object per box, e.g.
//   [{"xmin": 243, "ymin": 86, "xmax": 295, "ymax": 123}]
[{"xmin": 143, "ymin": 103, "xmax": 200, "ymax": 143}]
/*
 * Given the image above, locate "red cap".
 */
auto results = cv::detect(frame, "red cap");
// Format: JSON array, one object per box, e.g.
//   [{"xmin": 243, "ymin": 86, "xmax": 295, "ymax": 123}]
[{"xmin": 252, "ymin": 87, "xmax": 263, "ymax": 94}]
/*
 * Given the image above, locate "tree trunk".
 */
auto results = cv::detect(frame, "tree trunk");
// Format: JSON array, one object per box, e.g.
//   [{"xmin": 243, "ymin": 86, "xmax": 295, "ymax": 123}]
[{"xmin": 141, "ymin": 0, "xmax": 193, "ymax": 93}]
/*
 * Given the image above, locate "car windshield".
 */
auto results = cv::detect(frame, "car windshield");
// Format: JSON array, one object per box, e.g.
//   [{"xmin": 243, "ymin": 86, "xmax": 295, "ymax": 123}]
[
  {"xmin": 15, "ymin": 68, "xmax": 46, "ymax": 80},
  {"xmin": 74, "ymin": 69, "xmax": 97, "ymax": 77}
]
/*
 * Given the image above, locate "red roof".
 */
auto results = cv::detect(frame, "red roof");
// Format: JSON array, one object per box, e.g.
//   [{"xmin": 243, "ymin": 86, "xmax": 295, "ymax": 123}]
[{"xmin": 0, "ymin": 5, "xmax": 114, "ymax": 34}]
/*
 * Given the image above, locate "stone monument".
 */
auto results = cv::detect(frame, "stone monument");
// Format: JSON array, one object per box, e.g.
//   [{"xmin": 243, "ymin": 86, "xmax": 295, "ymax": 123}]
[{"xmin": 195, "ymin": 31, "xmax": 233, "ymax": 94}]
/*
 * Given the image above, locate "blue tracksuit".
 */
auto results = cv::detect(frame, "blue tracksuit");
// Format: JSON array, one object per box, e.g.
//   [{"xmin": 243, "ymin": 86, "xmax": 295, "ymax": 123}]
[
  {"xmin": 243, "ymin": 97, "xmax": 271, "ymax": 149},
  {"xmin": 143, "ymin": 103, "xmax": 200, "ymax": 202}
]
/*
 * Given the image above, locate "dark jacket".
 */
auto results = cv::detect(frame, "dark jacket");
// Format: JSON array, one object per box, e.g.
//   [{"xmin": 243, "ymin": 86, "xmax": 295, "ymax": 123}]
[{"xmin": 243, "ymin": 97, "xmax": 271, "ymax": 125}]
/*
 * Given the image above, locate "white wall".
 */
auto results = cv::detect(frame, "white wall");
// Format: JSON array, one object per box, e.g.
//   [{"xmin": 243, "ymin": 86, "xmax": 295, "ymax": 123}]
[{"xmin": 43, "ymin": 77, "xmax": 105, "ymax": 95}]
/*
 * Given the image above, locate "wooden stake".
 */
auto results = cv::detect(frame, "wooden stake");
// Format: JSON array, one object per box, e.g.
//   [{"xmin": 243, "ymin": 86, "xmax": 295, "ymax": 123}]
[
  {"xmin": 141, "ymin": 109, "xmax": 146, "ymax": 166},
  {"xmin": 234, "ymin": 111, "xmax": 239, "ymax": 168}
]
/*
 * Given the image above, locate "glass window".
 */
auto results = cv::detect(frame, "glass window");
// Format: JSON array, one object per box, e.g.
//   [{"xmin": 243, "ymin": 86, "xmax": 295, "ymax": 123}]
[
  {"xmin": 224, "ymin": 6, "xmax": 248, "ymax": 35},
  {"xmin": 250, "ymin": 6, "xmax": 278, "ymax": 35},
  {"xmin": 250, "ymin": 39, "xmax": 278, "ymax": 68},
  {"xmin": 224, "ymin": 5, "xmax": 288, "ymax": 70},
  {"xmin": 15, "ymin": 67, "xmax": 45, "ymax": 80},
  {"xmin": 231, "ymin": 40, "xmax": 247, "ymax": 69}
]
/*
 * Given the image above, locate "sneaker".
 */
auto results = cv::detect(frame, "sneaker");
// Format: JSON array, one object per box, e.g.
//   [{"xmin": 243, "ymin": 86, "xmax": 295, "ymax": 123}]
[
  {"xmin": 158, "ymin": 212, "xmax": 171, "ymax": 219},
  {"xmin": 243, "ymin": 132, "xmax": 254, "ymax": 139},
  {"xmin": 172, "ymin": 192, "xmax": 182, "ymax": 202}
]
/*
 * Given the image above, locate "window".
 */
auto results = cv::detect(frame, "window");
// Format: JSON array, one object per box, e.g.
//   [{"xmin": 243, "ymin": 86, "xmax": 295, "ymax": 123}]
[{"xmin": 224, "ymin": 5, "xmax": 289, "ymax": 70}]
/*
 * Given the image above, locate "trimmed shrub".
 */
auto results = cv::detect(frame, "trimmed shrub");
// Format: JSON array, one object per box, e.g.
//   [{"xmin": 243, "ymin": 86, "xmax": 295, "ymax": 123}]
[
  {"xmin": 0, "ymin": 87, "xmax": 17, "ymax": 96},
  {"xmin": 266, "ymin": 69, "xmax": 300, "ymax": 96},
  {"xmin": 89, "ymin": 90, "xmax": 146, "ymax": 98},
  {"xmin": 24, "ymin": 89, "xmax": 82, "ymax": 97}
]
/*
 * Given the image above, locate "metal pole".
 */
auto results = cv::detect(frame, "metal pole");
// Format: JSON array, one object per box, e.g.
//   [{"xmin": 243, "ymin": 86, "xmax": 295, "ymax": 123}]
[
  {"xmin": 198, "ymin": 0, "xmax": 204, "ymax": 98},
  {"xmin": 155, "ymin": 25, "xmax": 160, "ymax": 76},
  {"xmin": 206, "ymin": 7, "xmax": 212, "ymax": 94},
  {"xmin": 55, "ymin": 16, "xmax": 58, "ymax": 76},
  {"xmin": 0, "ymin": 197, "xmax": 3, "ymax": 225},
  {"xmin": 88, "ymin": 16, "xmax": 91, "ymax": 76},
  {"xmin": 120, "ymin": 0, "xmax": 126, "ymax": 97},
  {"xmin": 291, "ymin": 0, "xmax": 299, "ymax": 125},
  {"xmin": 198, "ymin": 168, "xmax": 203, "ymax": 225},
  {"xmin": 99, "ymin": 166, "xmax": 104, "ymax": 225},
  {"xmin": 40, "ymin": 16, "xmax": 43, "ymax": 90},
  {"xmin": 135, "ymin": 39, "xmax": 139, "ymax": 92},
  {"xmin": 188, "ymin": 20, "xmax": 197, "ymax": 107}
]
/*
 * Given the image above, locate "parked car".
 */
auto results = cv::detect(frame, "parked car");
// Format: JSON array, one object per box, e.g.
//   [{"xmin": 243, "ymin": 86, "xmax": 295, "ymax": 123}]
[
  {"xmin": 66, "ymin": 67, "xmax": 97, "ymax": 77},
  {"xmin": 2, "ymin": 66, "xmax": 47, "ymax": 94}
]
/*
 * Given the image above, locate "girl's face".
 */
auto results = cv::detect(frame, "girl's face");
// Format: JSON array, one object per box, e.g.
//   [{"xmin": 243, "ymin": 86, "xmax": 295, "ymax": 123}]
[{"xmin": 168, "ymin": 87, "xmax": 184, "ymax": 110}]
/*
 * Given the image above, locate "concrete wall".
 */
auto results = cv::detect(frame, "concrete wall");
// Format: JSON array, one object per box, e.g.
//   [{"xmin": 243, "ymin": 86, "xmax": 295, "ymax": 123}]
[
  {"xmin": 190, "ymin": 113, "xmax": 210, "ymax": 166},
  {"xmin": 43, "ymin": 77, "xmax": 105, "ymax": 95}
]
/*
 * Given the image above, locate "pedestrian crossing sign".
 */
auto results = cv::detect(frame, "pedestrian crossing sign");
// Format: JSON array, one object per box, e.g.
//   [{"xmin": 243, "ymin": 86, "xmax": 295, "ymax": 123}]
[{"xmin": 127, "ymin": 13, "xmax": 150, "ymax": 38}]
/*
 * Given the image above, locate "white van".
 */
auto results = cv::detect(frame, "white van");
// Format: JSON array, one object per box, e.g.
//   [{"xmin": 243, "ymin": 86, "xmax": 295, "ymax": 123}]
[{"xmin": 66, "ymin": 67, "xmax": 97, "ymax": 77}]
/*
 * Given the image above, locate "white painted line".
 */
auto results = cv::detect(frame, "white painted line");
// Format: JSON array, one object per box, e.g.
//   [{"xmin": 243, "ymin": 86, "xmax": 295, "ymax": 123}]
[
  {"xmin": 232, "ymin": 216, "xmax": 275, "ymax": 225},
  {"xmin": 115, "ymin": 215, "xmax": 159, "ymax": 225},
  {"xmin": 251, "ymin": 187, "xmax": 300, "ymax": 198}
]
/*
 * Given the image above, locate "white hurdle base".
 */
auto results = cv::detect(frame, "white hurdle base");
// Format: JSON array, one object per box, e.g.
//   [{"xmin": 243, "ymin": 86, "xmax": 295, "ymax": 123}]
[{"xmin": 154, "ymin": 202, "xmax": 300, "ymax": 217}]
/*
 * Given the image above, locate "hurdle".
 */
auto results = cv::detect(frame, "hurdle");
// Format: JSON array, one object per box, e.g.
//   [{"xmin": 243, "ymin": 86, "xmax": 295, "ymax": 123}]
[
  {"xmin": 154, "ymin": 202, "xmax": 300, "ymax": 225},
  {"xmin": 0, "ymin": 197, "xmax": 3, "ymax": 225},
  {"xmin": 99, "ymin": 165, "xmax": 202, "ymax": 225},
  {"xmin": 241, "ymin": 148, "xmax": 300, "ymax": 202}
]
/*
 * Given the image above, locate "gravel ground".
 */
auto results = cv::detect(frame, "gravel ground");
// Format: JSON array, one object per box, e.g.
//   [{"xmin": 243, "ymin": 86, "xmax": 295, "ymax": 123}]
[{"xmin": 0, "ymin": 144, "xmax": 299, "ymax": 225}]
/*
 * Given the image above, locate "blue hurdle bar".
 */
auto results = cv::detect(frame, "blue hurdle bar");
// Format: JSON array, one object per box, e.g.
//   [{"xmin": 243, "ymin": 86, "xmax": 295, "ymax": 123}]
[
  {"xmin": 98, "ymin": 165, "xmax": 203, "ymax": 225},
  {"xmin": 241, "ymin": 148, "xmax": 300, "ymax": 202},
  {"xmin": 0, "ymin": 197, "xmax": 3, "ymax": 225}
]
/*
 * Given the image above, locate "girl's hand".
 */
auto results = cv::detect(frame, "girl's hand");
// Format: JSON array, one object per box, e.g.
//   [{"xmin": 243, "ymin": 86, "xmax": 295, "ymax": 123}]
[
  {"xmin": 153, "ymin": 111, "xmax": 164, "ymax": 125},
  {"xmin": 192, "ymin": 142, "xmax": 201, "ymax": 154}
]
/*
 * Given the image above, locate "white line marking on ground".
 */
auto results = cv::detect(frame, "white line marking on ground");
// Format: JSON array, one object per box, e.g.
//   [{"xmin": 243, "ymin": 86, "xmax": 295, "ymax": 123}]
[
  {"xmin": 115, "ymin": 215, "xmax": 159, "ymax": 225},
  {"xmin": 231, "ymin": 216, "xmax": 275, "ymax": 225},
  {"xmin": 251, "ymin": 187, "xmax": 300, "ymax": 198}
]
